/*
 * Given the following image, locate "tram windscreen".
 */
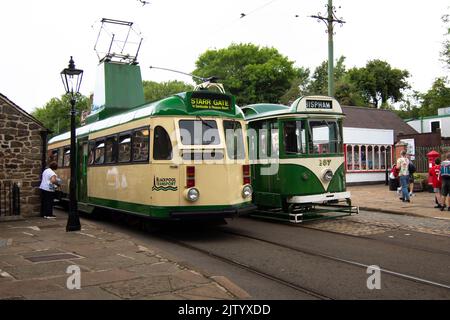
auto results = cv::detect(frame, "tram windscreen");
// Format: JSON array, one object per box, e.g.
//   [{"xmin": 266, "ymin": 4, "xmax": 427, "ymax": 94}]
[
  {"xmin": 179, "ymin": 120, "xmax": 220, "ymax": 145},
  {"xmin": 309, "ymin": 120, "xmax": 341, "ymax": 154},
  {"xmin": 284, "ymin": 121, "xmax": 306, "ymax": 155},
  {"xmin": 223, "ymin": 120, "xmax": 246, "ymax": 160}
]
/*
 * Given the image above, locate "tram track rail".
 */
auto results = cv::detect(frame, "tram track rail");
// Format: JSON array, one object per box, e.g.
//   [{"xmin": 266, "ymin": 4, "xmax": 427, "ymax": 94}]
[
  {"xmin": 219, "ymin": 228, "xmax": 450, "ymax": 291},
  {"xmin": 244, "ymin": 215, "xmax": 450, "ymax": 257},
  {"xmin": 76, "ymin": 210, "xmax": 450, "ymax": 298},
  {"xmin": 295, "ymin": 218, "xmax": 450, "ymax": 258},
  {"xmin": 158, "ymin": 233, "xmax": 333, "ymax": 300}
]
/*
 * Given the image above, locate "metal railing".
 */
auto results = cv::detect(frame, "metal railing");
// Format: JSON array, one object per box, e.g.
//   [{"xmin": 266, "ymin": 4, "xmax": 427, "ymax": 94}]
[
  {"xmin": 414, "ymin": 145, "xmax": 450, "ymax": 173},
  {"xmin": 0, "ymin": 182, "xmax": 20, "ymax": 217}
]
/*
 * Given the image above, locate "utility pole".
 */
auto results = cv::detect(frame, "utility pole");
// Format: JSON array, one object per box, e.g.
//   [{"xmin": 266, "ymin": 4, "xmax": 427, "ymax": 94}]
[{"xmin": 310, "ymin": 0, "xmax": 345, "ymax": 97}]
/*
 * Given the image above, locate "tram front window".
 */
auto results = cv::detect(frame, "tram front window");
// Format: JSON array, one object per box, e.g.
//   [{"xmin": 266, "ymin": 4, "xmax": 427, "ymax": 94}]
[
  {"xmin": 179, "ymin": 120, "xmax": 220, "ymax": 146},
  {"xmin": 308, "ymin": 120, "xmax": 341, "ymax": 155},
  {"xmin": 223, "ymin": 120, "xmax": 245, "ymax": 160},
  {"xmin": 284, "ymin": 121, "xmax": 306, "ymax": 155}
]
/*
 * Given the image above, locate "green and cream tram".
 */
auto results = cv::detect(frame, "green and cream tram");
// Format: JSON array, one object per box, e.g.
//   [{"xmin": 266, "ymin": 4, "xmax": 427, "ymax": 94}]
[
  {"xmin": 242, "ymin": 96, "xmax": 358, "ymax": 223},
  {"xmin": 48, "ymin": 87, "xmax": 255, "ymax": 220}
]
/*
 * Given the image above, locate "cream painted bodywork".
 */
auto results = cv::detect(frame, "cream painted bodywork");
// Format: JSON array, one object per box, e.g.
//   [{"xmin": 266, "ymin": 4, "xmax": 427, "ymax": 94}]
[{"xmin": 48, "ymin": 116, "xmax": 251, "ymax": 207}]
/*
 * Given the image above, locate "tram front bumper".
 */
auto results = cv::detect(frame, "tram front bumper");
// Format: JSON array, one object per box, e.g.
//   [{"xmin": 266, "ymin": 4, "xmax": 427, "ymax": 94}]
[
  {"xmin": 170, "ymin": 204, "xmax": 257, "ymax": 219},
  {"xmin": 287, "ymin": 192, "xmax": 351, "ymax": 204}
]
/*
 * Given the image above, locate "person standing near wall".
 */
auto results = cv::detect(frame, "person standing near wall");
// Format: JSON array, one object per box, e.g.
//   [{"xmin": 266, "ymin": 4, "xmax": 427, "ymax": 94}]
[
  {"xmin": 440, "ymin": 153, "xmax": 450, "ymax": 211},
  {"xmin": 397, "ymin": 150, "xmax": 410, "ymax": 203},
  {"xmin": 39, "ymin": 162, "xmax": 60, "ymax": 218}
]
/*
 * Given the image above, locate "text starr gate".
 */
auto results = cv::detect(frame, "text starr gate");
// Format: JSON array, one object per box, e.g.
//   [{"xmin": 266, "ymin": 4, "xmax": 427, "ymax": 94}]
[{"xmin": 191, "ymin": 98, "xmax": 230, "ymax": 107}]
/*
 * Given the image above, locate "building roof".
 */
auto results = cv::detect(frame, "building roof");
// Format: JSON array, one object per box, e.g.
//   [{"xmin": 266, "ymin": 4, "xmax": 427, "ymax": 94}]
[
  {"xmin": 342, "ymin": 105, "xmax": 417, "ymax": 140},
  {"xmin": 0, "ymin": 93, "xmax": 48, "ymax": 131}
]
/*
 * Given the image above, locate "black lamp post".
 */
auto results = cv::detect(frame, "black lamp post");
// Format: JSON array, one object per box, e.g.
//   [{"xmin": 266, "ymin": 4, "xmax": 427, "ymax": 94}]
[{"xmin": 61, "ymin": 56, "xmax": 83, "ymax": 232}]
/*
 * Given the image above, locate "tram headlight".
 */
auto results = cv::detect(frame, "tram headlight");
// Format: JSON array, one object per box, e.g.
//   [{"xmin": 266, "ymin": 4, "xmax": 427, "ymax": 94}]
[
  {"xmin": 242, "ymin": 185, "xmax": 253, "ymax": 199},
  {"xmin": 186, "ymin": 188, "xmax": 200, "ymax": 202},
  {"xmin": 323, "ymin": 169, "xmax": 334, "ymax": 182}
]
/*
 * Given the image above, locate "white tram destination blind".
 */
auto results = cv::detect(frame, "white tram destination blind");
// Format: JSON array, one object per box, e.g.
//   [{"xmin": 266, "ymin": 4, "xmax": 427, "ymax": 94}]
[{"xmin": 306, "ymin": 100, "xmax": 332, "ymax": 109}]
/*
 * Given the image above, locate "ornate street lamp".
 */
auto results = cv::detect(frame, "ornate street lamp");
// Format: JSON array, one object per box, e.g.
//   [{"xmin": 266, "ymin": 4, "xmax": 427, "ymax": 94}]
[{"xmin": 60, "ymin": 56, "xmax": 83, "ymax": 232}]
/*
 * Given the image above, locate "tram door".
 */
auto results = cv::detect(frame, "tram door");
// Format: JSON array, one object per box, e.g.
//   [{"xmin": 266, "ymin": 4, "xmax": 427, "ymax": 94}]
[{"xmin": 77, "ymin": 138, "xmax": 89, "ymax": 203}]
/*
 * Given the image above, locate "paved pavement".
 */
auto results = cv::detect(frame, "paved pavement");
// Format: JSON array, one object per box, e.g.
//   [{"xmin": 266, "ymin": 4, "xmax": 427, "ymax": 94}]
[
  {"xmin": 0, "ymin": 212, "xmax": 249, "ymax": 300},
  {"xmin": 348, "ymin": 184, "xmax": 450, "ymax": 220}
]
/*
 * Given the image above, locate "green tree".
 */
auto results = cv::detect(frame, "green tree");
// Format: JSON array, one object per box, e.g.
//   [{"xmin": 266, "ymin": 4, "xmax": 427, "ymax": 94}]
[
  {"xmin": 307, "ymin": 56, "xmax": 347, "ymax": 95},
  {"xmin": 418, "ymin": 77, "xmax": 450, "ymax": 117},
  {"xmin": 143, "ymin": 80, "xmax": 194, "ymax": 102},
  {"xmin": 305, "ymin": 56, "xmax": 365, "ymax": 106},
  {"xmin": 441, "ymin": 13, "xmax": 450, "ymax": 68},
  {"xmin": 348, "ymin": 60, "xmax": 410, "ymax": 108},
  {"xmin": 279, "ymin": 67, "xmax": 310, "ymax": 105},
  {"xmin": 32, "ymin": 94, "xmax": 90, "ymax": 138},
  {"xmin": 193, "ymin": 43, "xmax": 298, "ymax": 105},
  {"xmin": 394, "ymin": 90, "xmax": 422, "ymax": 119}
]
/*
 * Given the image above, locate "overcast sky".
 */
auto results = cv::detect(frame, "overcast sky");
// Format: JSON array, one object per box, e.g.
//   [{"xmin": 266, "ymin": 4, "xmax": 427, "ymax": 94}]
[{"xmin": 0, "ymin": 0, "xmax": 449, "ymax": 113}]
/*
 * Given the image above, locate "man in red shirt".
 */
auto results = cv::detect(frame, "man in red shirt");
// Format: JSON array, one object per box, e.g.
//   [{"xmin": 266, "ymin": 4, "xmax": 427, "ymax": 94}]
[{"xmin": 429, "ymin": 158, "xmax": 443, "ymax": 209}]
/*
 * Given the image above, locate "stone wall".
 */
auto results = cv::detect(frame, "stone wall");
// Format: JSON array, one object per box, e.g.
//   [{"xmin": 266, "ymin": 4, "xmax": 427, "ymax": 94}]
[{"xmin": 0, "ymin": 98, "xmax": 46, "ymax": 217}]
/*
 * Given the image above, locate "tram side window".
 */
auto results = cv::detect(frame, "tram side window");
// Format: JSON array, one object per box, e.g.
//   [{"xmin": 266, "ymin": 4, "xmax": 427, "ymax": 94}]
[
  {"xmin": 63, "ymin": 147, "xmax": 71, "ymax": 167},
  {"xmin": 248, "ymin": 127, "xmax": 258, "ymax": 160},
  {"xmin": 223, "ymin": 121, "xmax": 245, "ymax": 160},
  {"xmin": 88, "ymin": 141, "xmax": 96, "ymax": 165},
  {"xmin": 269, "ymin": 122, "xmax": 279, "ymax": 158},
  {"xmin": 118, "ymin": 134, "xmax": 132, "ymax": 163},
  {"xmin": 48, "ymin": 149, "xmax": 59, "ymax": 165},
  {"xmin": 153, "ymin": 126, "xmax": 172, "ymax": 160},
  {"xmin": 105, "ymin": 136, "xmax": 117, "ymax": 164},
  {"xmin": 133, "ymin": 128, "xmax": 150, "ymax": 162},
  {"xmin": 284, "ymin": 121, "xmax": 306, "ymax": 155},
  {"xmin": 258, "ymin": 122, "xmax": 269, "ymax": 159},
  {"xmin": 95, "ymin": 140, "xmax": 105, "ymax": 165}
]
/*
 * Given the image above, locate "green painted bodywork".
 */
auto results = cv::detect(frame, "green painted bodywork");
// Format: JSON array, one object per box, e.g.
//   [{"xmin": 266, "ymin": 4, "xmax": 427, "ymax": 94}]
[
  {"xmin": 251, "ymin": 163, "xmax": 346, "ymax": 207},
  {"xmin": 244, "ymin": 101, "xmax": 346, "ymax": 209},
  {"xmin": 86, "ymin": 62, "xmax": 145, "ymax": 124}
]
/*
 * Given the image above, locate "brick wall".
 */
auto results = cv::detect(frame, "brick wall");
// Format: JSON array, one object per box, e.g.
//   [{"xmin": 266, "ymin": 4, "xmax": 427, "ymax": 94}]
[{"xmin": 0, "ymin": 98, "xmax": 46, "ymax": 217}]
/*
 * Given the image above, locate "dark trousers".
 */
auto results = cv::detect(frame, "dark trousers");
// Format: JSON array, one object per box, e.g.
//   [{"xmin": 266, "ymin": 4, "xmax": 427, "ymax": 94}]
[{"xmin": 40, "ymin": 189, "xmax": 55, "ymax": 217}]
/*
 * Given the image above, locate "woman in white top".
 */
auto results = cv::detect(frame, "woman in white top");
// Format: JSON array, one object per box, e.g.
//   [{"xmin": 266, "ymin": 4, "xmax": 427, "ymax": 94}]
[{"xmin": 39, "ymin": 162, "xmax": 59, "ymax": 217}]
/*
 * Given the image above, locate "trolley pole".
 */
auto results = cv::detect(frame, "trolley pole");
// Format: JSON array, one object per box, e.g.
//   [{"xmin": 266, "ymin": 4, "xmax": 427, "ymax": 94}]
[{"xmin": 310, "ymin": 0, "xmax": 345, "ymax": 97}]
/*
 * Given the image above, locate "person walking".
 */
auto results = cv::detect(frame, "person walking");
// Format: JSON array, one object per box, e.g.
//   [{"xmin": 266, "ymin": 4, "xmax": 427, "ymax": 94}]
[
  {"xmin": 39, "ymin": 162, "xmax": 60, "ymax": 218},
  {"xmin": 397, "ymin": 150, "xmax": 410, "ymax": 203},
  {"xmin": 440, "ymin": 153, "xmax": 450, "ymax": 211},
  {"xmin": 429, "ymin": 158, "xmax": 443, "ymax": 209}
]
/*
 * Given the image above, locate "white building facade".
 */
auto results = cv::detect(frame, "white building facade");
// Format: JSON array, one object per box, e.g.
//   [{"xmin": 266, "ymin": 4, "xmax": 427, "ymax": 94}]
[
  {"xmin": 343, "ymin": 127, "xmax": 394, "ymax": 184},
  {"xmin": 406, "ymin": 108, "xmax": 450, "ymax": 138}
]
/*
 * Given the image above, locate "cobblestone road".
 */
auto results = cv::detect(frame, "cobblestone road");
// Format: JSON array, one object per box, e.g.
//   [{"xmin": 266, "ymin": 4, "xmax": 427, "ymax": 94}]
[{"xmin": 304, "ymin": 210, "xmax": 450, "ymax": 237}]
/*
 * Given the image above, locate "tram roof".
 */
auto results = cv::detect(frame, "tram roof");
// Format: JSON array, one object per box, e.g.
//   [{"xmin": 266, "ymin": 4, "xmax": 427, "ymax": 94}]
[
  {"xmin": 48, "ymin": 91, "xmax": 243, "ymax": 144},
  {"xmin": 242, "ymin": 96, "xmax": 344, "ymax": 121}
]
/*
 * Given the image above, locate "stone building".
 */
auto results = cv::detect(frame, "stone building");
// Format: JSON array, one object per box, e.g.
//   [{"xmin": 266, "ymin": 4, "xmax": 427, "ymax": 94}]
[{"xmin": 0, "ymin": 93, "xmax": 49, "ymax": 217}]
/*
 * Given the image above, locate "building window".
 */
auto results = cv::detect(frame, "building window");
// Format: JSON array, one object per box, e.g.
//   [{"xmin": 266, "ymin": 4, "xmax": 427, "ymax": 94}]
[
  {"xmin": 346, "ymin": 144, "xmax": 392, "ymax": 172},
  {"xmin": 431, "ymin": 121, "xmax": 440, "ymax": 133}
]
